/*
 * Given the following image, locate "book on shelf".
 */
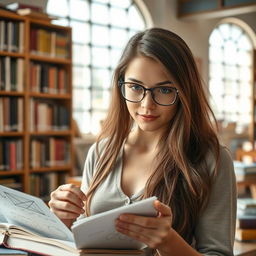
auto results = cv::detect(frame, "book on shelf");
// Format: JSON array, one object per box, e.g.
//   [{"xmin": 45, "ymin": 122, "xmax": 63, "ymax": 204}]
[
  {"xmin": 30, "ymin": 137, "xmax": 70, "ymax": 168},
  {"xmin": 0, "ymin": 19, "xmax": 24, "ymax": 53},
  {"xmin": 234, "ymin": 161, "xmax": 256, "ymax": 174},
  {"xmin": 0, "ymin": 97, "xmax": 23, "ymax": 132},
  {"xmin": 0, "ymin": 56, "xmax": 24, "ymax": 92},
  {"xmin": 0, "ymin": 138, "xmax": 22, "ymax": 171},
  {"xmin": 235, "ymin": 228, "xmax": 256, "ymax": 241},
  {"xmin": 30, "ymin": 28, "xmax": 69, "ymax": 58},
  {"xmin": 237, "ymin": 215, "xmax": 256, "ymax": 229},
  {"xmin": 237, "ymin": 198, "xmax": 256, "ymax": 216},
  {"xmin": 29, "ymin": 172, "xmax": 63, "ymax": 200},
  {"xmin": 30, "ymin": 62, "xmax": 68, "ymax": 94},
  {"xmin": 0, "ymin": 185, "xmax": 156, "ymax": 255},
  {"xmin": 30, "ymin": 99, "xmax": 70, "ymax": 132},
  {"xmin": 0, "ymin": 177, "xmax": 22, "ymax": 191}
]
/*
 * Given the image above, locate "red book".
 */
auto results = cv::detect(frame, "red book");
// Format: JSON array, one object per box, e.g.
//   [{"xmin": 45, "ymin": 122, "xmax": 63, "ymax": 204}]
[{"xmin": 9, "ymin": 141, "xmax": 16, "ymax": 170}]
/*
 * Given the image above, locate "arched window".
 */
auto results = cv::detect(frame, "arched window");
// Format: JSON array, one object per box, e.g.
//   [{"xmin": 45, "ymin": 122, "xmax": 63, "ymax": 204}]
[
  {"xmin": 209, "ymin": 20, "xmax": 254, "ymax": 132},
  {"xmin": 47, "ymin": 0, "xmax": 150, "ymax": 134}
]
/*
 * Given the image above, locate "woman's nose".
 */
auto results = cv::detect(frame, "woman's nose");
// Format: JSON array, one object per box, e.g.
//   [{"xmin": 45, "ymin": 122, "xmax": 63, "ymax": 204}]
[{"xmin": 141, "ymin": 91, "xmax": 156, "ymax": 108}]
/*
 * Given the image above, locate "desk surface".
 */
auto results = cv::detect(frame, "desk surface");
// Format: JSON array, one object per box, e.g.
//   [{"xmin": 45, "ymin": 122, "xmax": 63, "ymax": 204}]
[{"xmin": 234, "ymin": 241, "xmax": 256, "ymax": 256}]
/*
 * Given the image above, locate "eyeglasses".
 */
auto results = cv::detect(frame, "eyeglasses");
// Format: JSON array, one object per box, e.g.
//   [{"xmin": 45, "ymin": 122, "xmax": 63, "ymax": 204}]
[{"xmin": 118, "ymin": 81, "xmax": 179, "ymax": 106}]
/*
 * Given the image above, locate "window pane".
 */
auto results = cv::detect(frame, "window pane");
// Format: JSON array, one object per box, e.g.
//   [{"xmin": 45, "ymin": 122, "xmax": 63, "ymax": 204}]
[
  {"xmin": 70, "ymin": 21, "xmax": 90, "ymax": 43},
  {"xmin": 51, "ymin": 19, "xmax": 69, "ymax": 26},
  {"xmin": 110, "ymin": 0, "xmax": 131, "ymax": 8},
  {"xmin": 219, "ymin": 24, "xmax": 230, "ymax": 40},
  {"xmin": 239, "ymin": 82, "xmax": 251, "ymax": 97},
  {"xmin": 224, "ymin": 65, "xmax": 238, "ymax": 81},
  {"xmin": 110, "ymin": 48, "xmax": 122, "ymax": 68},
  {"xmin": 237, "ymin": 50, "xmax": 252, "ymax": 66},
  {"xmin": 209, "ymin": 63, "xmax": 224, "ymax": 79},
  {"xmin": 230, "ymin": 25, "xmax": 242, "ymax": 42},
  {"xmin": 70, "ymin": 0, "xmax": 89, "ymax": 21},
  {"xmin": 95, "ymin": 0, "xmax": 109, "ymax": 4},
  {"xmin": 91, "ymin": 3, "xmax": 109, "ymax": 24},
  {"xmin": 110, "ymin": 28, "xmax": 128, "ymax": 48},
  {"xmin": 209, "ymin": 46, "xmax": 223, "ymax": 63},
  {"xmin": 110, "ymin": 7, "xmax": 128, "ymax": 28},
  {"xmin": 209, "ymin": 78, "xmax": 224, "ymax": 96},
  {"xmin": 92, "ymin": 25, "xmax": 109, "ymax": 46},
  {"xmin": 73, "ymin": 89, "xmax": 91, "ymax": 110},
  {"xmin": 73, "ymin": 66, "xmax": 91, "ymax": 88},
  {"xmin": 223, "ymin": 40, "xmax": 237, "ymax": 65},
  {"xmin": 238, "ymin": 36, "xmax": 253, "ymax": 50},
  {"xmin": 91, "ymin": 111, "xmax": 107, "ymax": 135},
  {"xmin": 92, "ymin": 90, "xmax": 110, "ymax": 109},
  {"xmin": 128, "ymin": 5, "xmax": 145, "ymax": 30},
  {"xmin": 92, "ymin": 69, "xmax": 112, "ymax": 89},
  {"xmin": 209, "ymin": 29, "xmax": 224, "ymax": 47},
  {"xmin": 92, "ymin": 47, "xmax": 110, "ymax": 67},
  {"xmin": 238, "ymin": 66, "xmax": 252, "ymax": 82},
  {"xmin": 47, "ymin": 0, "xmax": 68, "ymax": 16},
  {"xmin": 73, "ymin": 44, "xmax": 90, "ymax": 65},
  {"xmin": 224, "ymin": 81, "xmax": 239, "ymax": 96},
  {"xmin": 74, "ymin": 111, "xmax": 91, "ymax": 134}
]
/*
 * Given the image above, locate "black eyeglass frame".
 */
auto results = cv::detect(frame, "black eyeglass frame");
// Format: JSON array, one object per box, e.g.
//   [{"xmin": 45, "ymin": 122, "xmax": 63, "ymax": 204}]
[{"xmin": 118, "ymin": 81, "xmax": 179, "ymax": 106}]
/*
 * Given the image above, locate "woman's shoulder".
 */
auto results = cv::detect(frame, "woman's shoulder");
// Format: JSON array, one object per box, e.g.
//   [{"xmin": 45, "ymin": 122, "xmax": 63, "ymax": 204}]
[{"xmin": 206, "ymin": 144, "xmax": 234, "ymax": 176}]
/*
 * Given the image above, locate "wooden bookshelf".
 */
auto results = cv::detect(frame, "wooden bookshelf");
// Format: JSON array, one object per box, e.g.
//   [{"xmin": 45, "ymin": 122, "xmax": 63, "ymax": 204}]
[{"xmin": 0, "ymin": 9, "xmax": 74, "ymax": 200}]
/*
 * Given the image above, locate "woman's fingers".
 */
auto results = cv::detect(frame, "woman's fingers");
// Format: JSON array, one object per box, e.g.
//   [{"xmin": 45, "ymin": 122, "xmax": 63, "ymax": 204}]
[
  {"xmin": 48, "ymin": 184, "xmax": 86, "ymax": 220},
  {"xmin": 116, "ymin": 200, "xmax": 173, "ymax": 249},
  {"xmin": 154, "ymin": 200, "xmax": 172, "ymax": 217}
]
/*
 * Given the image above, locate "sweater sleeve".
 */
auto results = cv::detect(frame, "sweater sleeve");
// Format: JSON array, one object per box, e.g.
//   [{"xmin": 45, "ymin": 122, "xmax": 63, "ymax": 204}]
[{"xmin": 195, "ymin": 146, "xmax": 237, "ymax": 256}]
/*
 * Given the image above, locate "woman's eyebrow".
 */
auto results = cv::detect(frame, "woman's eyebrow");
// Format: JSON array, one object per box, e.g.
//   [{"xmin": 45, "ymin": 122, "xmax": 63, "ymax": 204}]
[
  {"xmin": 126, "ymin": 77, "xmax": 144, "ymax": 84},
  {"xmin": 126, "ymin": 77, "xmax": 172, "ymax": 86}
]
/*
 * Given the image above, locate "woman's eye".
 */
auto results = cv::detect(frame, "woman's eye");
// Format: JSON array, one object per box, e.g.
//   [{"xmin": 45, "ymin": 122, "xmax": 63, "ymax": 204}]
[
  {"xmin": 130, "ymin": 84, "xmax": 142, "ymax": 91},
  {"xmin": 159, "ymin": 87, "xmax": 172, "ymax": 94}
]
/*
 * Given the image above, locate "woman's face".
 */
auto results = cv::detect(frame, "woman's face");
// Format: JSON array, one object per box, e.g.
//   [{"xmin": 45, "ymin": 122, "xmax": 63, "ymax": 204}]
[{"xmin": 124, "ymin": 56, "xmax": 178, "ymax": 135}]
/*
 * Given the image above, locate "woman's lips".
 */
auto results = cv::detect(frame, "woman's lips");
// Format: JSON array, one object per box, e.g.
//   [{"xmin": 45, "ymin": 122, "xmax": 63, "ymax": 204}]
[{"xmin": 139, "ymin": 114, "xmax": 158, "ymax": 121}]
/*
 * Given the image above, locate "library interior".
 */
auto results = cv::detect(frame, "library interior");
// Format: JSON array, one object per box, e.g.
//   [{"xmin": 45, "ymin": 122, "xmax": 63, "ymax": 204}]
[{"xmin": 0, "ymin": 0, "xmax": 256, "ymax": 255}]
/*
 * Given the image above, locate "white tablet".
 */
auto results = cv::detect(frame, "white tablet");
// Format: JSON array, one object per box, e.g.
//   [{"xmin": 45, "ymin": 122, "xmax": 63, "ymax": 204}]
[{"xmin": 71, "ymin": 196, "xmax": 157, "ymax": 249}]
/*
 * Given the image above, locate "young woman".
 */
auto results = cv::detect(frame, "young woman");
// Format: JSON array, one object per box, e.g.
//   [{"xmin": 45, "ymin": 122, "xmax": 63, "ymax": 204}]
[{"xmin": 49, "ymin": 28, "xmax": 236, "ymax": 256}]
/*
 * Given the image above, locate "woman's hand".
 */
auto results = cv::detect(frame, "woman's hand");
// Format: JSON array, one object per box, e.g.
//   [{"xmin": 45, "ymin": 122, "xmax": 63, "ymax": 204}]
[
  {"xmin": 48, "ymin": 184, "xmax": 86, "ymax": 228},
  {"xmin": 115, "ymin": 200, "xmax": 174, "ymax": 252}
]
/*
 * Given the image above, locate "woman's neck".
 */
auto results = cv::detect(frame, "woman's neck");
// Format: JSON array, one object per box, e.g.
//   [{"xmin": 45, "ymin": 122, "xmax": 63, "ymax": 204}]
[{"xmin": 126, "ymin": 128, "xmax": 163, "ymax": 152}]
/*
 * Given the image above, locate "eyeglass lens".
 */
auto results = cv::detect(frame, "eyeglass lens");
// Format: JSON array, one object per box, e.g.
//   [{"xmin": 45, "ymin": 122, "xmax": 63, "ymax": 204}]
[{"xmin": 120, "ymin": 83, "xmax": 177, "ymax": 106}]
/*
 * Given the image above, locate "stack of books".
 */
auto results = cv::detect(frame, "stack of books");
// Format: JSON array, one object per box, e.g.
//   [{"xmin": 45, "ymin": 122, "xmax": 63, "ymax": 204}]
[
  {"xmin": 234, "ymin": 161, "xmax": 256, "ymax": 183},
  {"xmin": 236, "ymin": 198, "xmax": 256, "ymax": 241}
]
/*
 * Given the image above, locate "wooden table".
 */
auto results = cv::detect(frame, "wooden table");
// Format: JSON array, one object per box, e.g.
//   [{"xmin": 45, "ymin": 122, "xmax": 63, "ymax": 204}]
[{"xmin": 234, "ymin": 241, "xmax": 256, "ymax": 256}]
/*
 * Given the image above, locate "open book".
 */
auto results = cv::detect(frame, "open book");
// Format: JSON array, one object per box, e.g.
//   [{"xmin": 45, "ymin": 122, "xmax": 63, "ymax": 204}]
[{"xmin": 0, "ymin": 185, "xmax": 157, "ymax": 256}]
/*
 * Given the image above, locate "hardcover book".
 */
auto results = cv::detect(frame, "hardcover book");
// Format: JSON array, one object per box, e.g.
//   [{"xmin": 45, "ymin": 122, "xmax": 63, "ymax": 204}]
[{"xmin": 0, "ymin": 185, "xmax": 156, "ymax": 256}]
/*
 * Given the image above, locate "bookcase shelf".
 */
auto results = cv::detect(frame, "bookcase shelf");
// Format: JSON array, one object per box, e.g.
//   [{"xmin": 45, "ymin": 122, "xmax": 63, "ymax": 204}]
[
  {"xmin": 0, "ymin": 91, "xmax": 25, "ymax": 96},
  {"xmin": 31, "ymin": 166, "xmax": 72, "ymax": 173},
  {"xmin": 0, "ymin": 51, "xmax": 25, "ymax": 58},
  {"xmin": 0, "ymin": 9, "xmax": 74, "ymax": 199},
  {"xmin": 30, "ymin": 55, "xmax": 72, "ymax": 64},
  {"xmin": 0, "ymin": 170, "xmax": 24, "ymax": 176},
  {"xmin": 29, "ymin": 92, "xmax": 71, "ymax": 99},
  {"xmin": 30, "ymin": 130, "xmax": 72, "ymax": 136},
  {"xmin": 0, "ymin": 132, "xmax": 24, "ymax": 136}
]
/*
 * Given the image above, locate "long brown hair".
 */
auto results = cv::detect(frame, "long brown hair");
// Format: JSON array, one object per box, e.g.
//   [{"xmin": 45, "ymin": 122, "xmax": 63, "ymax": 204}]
[{"xmin": 86, "ymin": 28, "xmax": 220, "ymax": 243}]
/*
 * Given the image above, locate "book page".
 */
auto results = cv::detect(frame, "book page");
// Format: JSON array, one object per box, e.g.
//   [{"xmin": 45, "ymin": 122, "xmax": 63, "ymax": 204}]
[
  {"xmin": 0, "ymin": 185, "xmax": 74, "ymax": 242},
  {"xmin": 0, "ymin": 212, "xmax": 7, "ymax": 223},
  {"xmin": 72, "ymin": 196, "xmax": 157, "ymax": 250}
]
